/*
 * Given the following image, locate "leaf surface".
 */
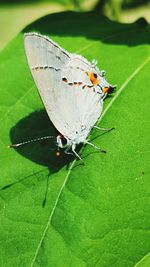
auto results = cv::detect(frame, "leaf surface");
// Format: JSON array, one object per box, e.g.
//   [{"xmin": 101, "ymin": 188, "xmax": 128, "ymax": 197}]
[
  {"xmin": 0, "ymin": 11, "xmax": 150, "ymax": 267},
  {"xmin": 134, "ymin": 252, "xmax": 150, "ymax": 267}
]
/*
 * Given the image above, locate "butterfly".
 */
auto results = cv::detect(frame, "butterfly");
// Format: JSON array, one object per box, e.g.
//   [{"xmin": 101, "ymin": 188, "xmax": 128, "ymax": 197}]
[{"xmin": 10, "ymin": 33, "xmax": 115, "ymax": 160}]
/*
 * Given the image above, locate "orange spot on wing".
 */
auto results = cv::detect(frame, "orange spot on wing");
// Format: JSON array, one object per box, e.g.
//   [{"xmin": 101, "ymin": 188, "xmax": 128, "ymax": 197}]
[
  {"xmin": 88, "ymin": 72, "xmax": 99, "ymax": 85},
  {"xmin": 102, "ymin": 87, "xmax": 109, "ymax": 94}
]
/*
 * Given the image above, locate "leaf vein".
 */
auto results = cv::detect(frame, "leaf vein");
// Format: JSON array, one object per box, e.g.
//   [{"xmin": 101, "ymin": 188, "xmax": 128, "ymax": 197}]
[
  {"xmin": 30, "ymin": 161, "xmax": 75, "ymax": 267},
  {"xmin": 0, "ymin": 85, "xmax": 34, "ymax": 123}
]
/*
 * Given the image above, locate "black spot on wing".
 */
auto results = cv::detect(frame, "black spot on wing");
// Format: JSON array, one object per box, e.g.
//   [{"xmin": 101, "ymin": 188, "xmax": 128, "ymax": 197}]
[
  {"xmin": 62, "ymin": 77, "xmax": 68, "ymax": 82},
  {"xmin": 32, "ymin": 65, "xmax": 61, "ymax": 71}
]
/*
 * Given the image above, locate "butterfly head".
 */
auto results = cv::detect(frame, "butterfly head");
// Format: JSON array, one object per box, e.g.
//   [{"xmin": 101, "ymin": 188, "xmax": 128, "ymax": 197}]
[{"xmin": 89, "ymin": 64, "xmax": 116, "ymax": 96}]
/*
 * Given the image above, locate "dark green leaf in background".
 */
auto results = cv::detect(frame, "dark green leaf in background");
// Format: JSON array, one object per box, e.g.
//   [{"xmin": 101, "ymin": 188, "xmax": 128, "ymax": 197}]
[{"xmin": 0, "ymin": 11, "xmax": 150, "ymax": 267}]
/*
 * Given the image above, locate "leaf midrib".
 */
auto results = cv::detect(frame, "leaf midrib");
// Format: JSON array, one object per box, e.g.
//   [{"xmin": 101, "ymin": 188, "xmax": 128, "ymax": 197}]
[{"xmin": 30, "ymin": 55, "xmax": 150, "ymax": 267}]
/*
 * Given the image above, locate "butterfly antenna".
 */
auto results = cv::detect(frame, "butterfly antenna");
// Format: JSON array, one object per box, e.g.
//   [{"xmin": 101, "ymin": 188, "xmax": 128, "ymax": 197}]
[
  {"xmin": 71, "ymin": 144, "xmax": 84, "ymax": 163},
  {"xmin": 8, "ymin": 136, "xmax": 56, "ymax": 148}
]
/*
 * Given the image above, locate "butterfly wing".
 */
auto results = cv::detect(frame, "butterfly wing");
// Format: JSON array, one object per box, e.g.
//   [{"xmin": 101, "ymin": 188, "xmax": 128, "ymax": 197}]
[
  {"xmin": 24, "ymin": 33, "xmax": 103, "ymax": 141},
  {"xmin": 58, "ymin": 56, "xmax": 103, "ymax": 140},
  {"xmin": 24, "ymin": 33, "xmax": 75, "ymax": 138}
]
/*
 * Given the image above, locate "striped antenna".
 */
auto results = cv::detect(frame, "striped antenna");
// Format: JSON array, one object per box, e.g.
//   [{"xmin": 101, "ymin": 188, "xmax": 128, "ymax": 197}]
[{"xmin": 8, "ymin": 135, "xmax": 56, "ymax": 148}]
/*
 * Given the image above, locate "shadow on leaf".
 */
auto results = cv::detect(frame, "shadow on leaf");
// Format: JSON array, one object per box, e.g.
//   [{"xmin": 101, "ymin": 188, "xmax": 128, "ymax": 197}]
[
  {"xmin": 9, "ymin": 109, "xmax": 76, "ymax": 171},
  {"xmin": 23, "ymin": 11, "xmax": 149, "ymax": 46}
]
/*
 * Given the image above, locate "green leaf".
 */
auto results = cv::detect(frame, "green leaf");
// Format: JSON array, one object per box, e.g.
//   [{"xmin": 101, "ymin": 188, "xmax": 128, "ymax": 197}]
[
  {"xmin": 0, "ymin": 11, "xmax": 150, "ymax": 267},
  {"xmin": 134, "ymin": 252, "xmax": 150, "ymax": 267}
]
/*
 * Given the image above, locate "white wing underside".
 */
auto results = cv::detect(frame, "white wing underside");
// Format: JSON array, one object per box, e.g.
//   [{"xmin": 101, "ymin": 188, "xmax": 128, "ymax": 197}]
[{"xmin": 24, "ymin": 33, "xmax": 103, "ymax": 140}]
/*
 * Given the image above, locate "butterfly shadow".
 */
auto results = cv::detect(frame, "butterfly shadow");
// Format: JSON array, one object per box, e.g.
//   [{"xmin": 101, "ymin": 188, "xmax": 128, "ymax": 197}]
[
  {"xmin": 9, "ymin": 109, "xmax": 76, "ymax": 172},
  {"xmin": 7, "ymin": 109, "xmax": 82, "ymax": 206}
]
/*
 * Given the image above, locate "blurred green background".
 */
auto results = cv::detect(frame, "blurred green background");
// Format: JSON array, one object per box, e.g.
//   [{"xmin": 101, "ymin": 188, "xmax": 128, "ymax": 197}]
[{"xmin": 0, "ymin": 0, "xmax": 149, "ymax": 50}]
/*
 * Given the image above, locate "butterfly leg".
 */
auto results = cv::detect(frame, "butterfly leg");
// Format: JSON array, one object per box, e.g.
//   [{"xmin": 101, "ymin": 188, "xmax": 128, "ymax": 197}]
[
  {"xmin": 64, "ymin": 146, "xmax": 74, "ymax": 156},
  {"xmin": 72, "ymin": 144, "xmax": 82, "ymax": 161},
  {"xmin": 93, "ymin": 126, "xmax": 114, "ymax": 132},
  {"xmin": 84, "ymin": 141, "xmax": 106, "ymax": 153}
]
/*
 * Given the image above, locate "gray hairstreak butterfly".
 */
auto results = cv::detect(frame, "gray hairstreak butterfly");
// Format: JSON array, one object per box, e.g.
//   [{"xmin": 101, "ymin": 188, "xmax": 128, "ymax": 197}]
[{"xmin": 9, "ymin": 33, "xmax": 115, "ymax": 160}]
